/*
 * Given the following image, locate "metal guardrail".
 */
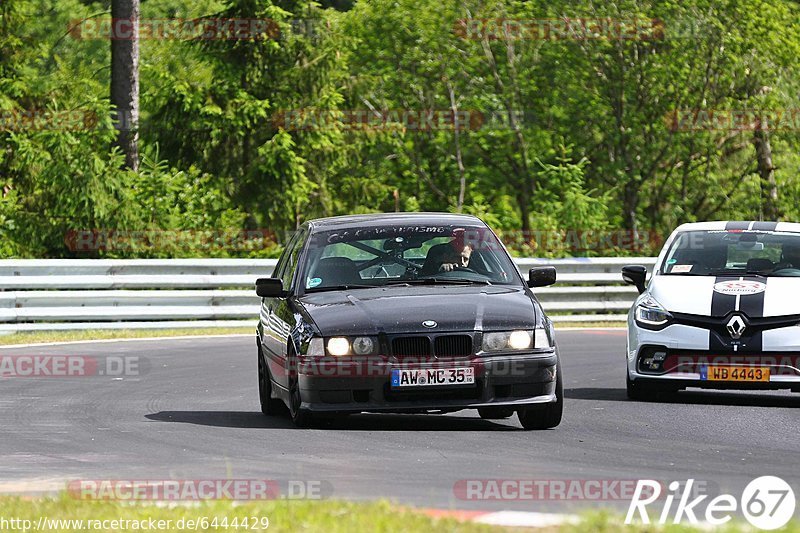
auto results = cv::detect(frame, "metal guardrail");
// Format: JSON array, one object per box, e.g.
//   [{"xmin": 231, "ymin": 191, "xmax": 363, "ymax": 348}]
[{"xmin": 0, "ymin": 258, "xmax": 657, "ymax": 332}]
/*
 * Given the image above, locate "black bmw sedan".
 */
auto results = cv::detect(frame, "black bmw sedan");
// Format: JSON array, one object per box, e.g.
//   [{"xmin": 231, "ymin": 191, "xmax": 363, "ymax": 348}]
[{"xmin": 255, "ymin": 213, "xmax": 562, "ymax": 429}]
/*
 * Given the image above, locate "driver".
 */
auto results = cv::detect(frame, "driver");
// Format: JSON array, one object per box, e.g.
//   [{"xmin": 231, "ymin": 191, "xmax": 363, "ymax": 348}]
[
  {"xmin": 776, "ymin": 242, "xmax": 800, "ymax": 270},
  {"xmin": 438, "ymin": 243, "xmax": 473, "ymax": 272}
]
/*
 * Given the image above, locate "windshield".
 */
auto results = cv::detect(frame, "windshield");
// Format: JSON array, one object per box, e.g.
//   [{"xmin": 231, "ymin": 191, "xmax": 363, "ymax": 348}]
[
  {"xmin": 300, "ymin": 224, "xmax": 522, "ymax": 291},
  {"xmin": 661, "ymin": 230, "xmax": 800, "ymax": 277}
]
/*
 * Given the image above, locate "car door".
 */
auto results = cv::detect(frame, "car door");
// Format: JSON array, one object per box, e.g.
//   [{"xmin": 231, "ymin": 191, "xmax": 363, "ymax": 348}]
[
  {"xmin": 259, "ymin": 233, "xmax": 292, "ymax": 370},
  {"xmin": 261, "ymin": 228, "xmax": 307, "ymax": 391},
  {"xmin": 260, "ymin": 246, "xmax": 286, "ymax": 383}
]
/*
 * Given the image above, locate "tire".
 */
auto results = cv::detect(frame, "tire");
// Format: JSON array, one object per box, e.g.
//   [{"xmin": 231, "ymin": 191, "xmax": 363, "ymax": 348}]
[
  {"xmin": 258, "ymin": 347, "xmax": 286, "ymax": 416},
  {"xmin": 287, "ymin": 344, "xmax": 315, "ymax": 428},
  {"xmin": 478, "ymin": 407, "xmax": 514, "ymax": 419},
  {"xmin": 626, "ymin": 371, "xmax": 649, "ymax": 401},
  {"xmin": 517, "ymin": 360, "xmax": 563, "ymax": 430},
  {"xmin": 289, "ymin": 376, "xmax": 315, "ymax": 427},
  {"xmin": 626, "ymin": 371, "xmax": 678, "ymax": 401}
]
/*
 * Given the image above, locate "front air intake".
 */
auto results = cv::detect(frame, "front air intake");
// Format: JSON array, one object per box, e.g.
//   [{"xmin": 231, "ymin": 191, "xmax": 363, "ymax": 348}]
[
  {"xmin": 392, "ymin": 336, "xmax": 432, "ymax": 357},
  {"xmin": 434, "ymin": 335, "xmax": 472, "ymax": 357}
]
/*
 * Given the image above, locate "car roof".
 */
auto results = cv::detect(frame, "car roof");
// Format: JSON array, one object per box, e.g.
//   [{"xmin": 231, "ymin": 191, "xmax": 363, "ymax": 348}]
[
  {"xmin": 673, "ymin": 221, "xmax": 800, "ymax": 233},
  {"xmin": 306, "ymin": 212, "xmax": 485, "ymax": 231}
]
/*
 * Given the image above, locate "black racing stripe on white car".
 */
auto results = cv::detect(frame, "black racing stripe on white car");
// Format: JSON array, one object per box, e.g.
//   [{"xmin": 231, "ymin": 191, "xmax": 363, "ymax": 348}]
[
  {"xmin": 738, "ymin": 277, "xmax": 766, "ymax": 318},
  {"xmin": 709, "ymin": 276, "xmax": 766, "ymax": 352},
  {"xmin": 737, "ymin": 276, "xmax": 766, "ymax": 352},
  {"xmin": 710, "ymin": 276, "xmax": 735, "ymax": 351},
  {"xmin": 751, "ymin": 221, "xmax": 778, "ymax": 231},
  {"xmin": 710, "ymin": 276, "xmax": 737, "ymax": 317},
  {"xmin": 725, "ymin": 221, "xmax": 750, "ymax": 230}
]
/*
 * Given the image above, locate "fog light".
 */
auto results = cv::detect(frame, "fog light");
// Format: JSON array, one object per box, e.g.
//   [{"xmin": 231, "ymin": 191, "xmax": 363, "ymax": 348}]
[{"xmin": 643, "ymin": 357, "xmax": 661, "ymax": 370}]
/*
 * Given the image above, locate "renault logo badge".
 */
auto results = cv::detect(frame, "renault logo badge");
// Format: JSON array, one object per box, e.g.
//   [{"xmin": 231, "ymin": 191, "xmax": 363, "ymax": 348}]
[
  {"xmin": 422, "ymin": 320, "xmax": 437, "ymax": 328},
  {"xmin": 726, "ymin": 315, "xmax": 746, "ymax": 339}
]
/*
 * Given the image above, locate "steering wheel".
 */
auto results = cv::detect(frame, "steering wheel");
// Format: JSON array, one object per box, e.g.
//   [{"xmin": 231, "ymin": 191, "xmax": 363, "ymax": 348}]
[
  {"xmin": 440, "ymin": 266, "xmax": 478, "ymax": 274},
  {"xmin": 772, "ymin": 265, "xmax": 800, "ymax": 273}
]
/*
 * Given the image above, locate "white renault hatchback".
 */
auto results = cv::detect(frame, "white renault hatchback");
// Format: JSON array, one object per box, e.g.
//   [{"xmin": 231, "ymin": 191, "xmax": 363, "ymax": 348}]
[{"xmin": 623, "ymin": 221, "xmax": 800, "ymax": 400}]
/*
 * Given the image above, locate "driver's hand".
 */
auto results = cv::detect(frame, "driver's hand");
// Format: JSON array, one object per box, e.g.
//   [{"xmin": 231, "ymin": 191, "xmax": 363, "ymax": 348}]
[{"xmin": 439, "ymin": 263, "xmax": 457, "ymax": 272}]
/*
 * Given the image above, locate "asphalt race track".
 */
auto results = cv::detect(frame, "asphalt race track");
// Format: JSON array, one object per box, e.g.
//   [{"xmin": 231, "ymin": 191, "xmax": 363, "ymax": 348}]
[{"xmin": 1, "ymin": 331, "xmax": 798, "ymax": 513}]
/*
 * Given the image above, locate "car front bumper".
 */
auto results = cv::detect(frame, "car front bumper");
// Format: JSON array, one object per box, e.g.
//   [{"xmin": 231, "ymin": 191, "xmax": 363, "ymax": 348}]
[
  {"xmin": 627, "ymin": 321, "xmax": 800, "ymax": 391},
  {"xmin": 295, "ymin": 351, "xmax": 558, "ymax": 413}
]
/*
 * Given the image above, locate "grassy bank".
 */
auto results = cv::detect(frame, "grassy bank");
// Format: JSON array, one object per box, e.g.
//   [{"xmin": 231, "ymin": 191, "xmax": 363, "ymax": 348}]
[
  {"xmin": 0, "ymin": 496, "xmax": 498, "ymax": 532},
  {"xmin": 1, "ymin": 495, "xmax": 796, "ymax": 532},
  {"xmin": 0, "ymin": 328, "xmax": 254, "ymax": 346}
]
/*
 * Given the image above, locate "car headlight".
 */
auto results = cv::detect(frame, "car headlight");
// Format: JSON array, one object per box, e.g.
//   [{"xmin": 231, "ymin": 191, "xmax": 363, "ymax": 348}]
[
  {"xmin": 635, "ymin": 295, "xmax": 672, "ymax": 328},
  {"xmin": 324, "ymin": 336, "xmax": 378, "ymax": 356},
  {"xmin": 352, "ymin": 336, "xmax": 375, "ymax": 355},
  {"xmin": 327, "ymin": 337, "xmax": 350, "ymax": 356},
  {"xmin": 482, "ymin": 330, "xmax": 534, "ymax": 352}
]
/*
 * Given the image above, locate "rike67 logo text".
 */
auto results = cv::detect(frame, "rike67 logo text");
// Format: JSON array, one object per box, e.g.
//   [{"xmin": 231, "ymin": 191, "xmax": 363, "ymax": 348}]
[{"xmin": 626, "ymin": 476, "xmax": 796, "ymax": 530}]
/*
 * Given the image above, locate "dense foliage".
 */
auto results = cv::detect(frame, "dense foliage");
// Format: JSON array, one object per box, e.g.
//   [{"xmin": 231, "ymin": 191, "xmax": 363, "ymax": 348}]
[{"xmin": 1, "ymin": 0, "xmax": 799, "ymax": 257}]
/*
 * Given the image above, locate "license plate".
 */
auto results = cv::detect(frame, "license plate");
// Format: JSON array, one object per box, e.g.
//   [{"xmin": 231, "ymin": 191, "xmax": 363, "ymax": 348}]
[
  {"xmin": 700, "ymin": 365, "xmax": 770, "ymax": 382},
  {"xmin": 391, "ymin": 367, "xmax": 474, "ymax": 388}
]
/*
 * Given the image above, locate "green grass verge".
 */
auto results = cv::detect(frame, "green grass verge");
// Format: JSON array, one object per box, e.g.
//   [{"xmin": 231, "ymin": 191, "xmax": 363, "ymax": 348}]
[
  {"xmin": 554, "ymin": 322, "xmax": 626, "ymax": 329},
  {"xmin": 567, "ymin": 510, "xmax": 800, "ymax": 532},
  {"xmin": 2, "ymin": 496, "xmax": 797, "ymax": 532},
  {"xmin": 0, "ymin": 328, "xmax": 253, "ymax": 346},
  {"xmin": 0, "ymin": 496, "xmax": 500, "ymax": 532}
]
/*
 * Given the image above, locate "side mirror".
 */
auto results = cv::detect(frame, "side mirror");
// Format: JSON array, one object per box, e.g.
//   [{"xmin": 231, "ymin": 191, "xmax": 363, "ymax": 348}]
[
  {"xmin": 528, "ymin": 266, "xmax": 557, "ymax": 288},
  {"xmin": 622, "ymin": 265, "xmax": 647, "ymax": 294},
  {"xmin": 255, "ymin": 278, "xmax": 286, "ymax": 298}
]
